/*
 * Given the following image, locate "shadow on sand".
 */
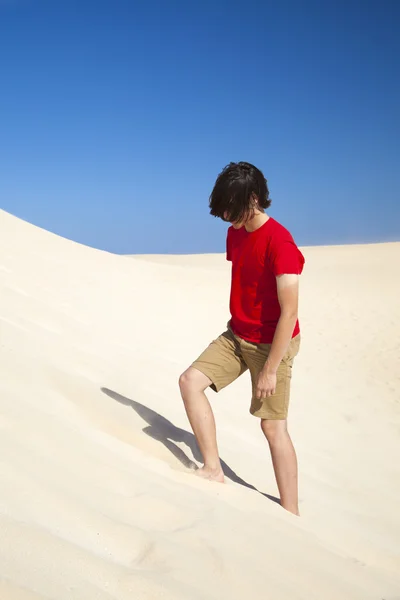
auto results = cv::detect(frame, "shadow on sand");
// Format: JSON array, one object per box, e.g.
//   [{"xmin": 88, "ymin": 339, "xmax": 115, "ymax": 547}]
[{"xmin": 101, "ymin": 387, "xmax": 280, "ymax": 505}]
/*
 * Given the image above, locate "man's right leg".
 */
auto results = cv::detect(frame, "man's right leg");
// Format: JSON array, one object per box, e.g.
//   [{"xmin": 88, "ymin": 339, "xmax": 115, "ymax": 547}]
[
  {"xmin": 179, "ymin": 329, "xmax": 247, "ymax": 482},
  {"xmin": 179, "ymin": 367, "xmax": 224, "ymax": 482}
]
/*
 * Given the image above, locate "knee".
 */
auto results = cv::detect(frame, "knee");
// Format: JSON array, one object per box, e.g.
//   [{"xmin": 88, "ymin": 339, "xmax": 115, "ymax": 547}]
[
  {"xmin": 178, "ymin": 370, "xmax": 190, "ymax": 394},
  {"xmin": 179, "ymin": 368, "xmax": 207, "ymax": 396},
  {"xmin": 261, "ymin": 419, "xmax": 286, "ymax": 443}
]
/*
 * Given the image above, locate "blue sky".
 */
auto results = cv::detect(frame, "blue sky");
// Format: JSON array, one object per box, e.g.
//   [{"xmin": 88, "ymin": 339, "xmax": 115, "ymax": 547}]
[{"xmin": 1, "ymin": 0, "xmax": 399, "ymax": 253}]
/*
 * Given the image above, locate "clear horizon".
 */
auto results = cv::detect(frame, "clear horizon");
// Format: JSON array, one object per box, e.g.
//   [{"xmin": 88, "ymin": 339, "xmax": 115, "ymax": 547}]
[{"xmin": 1, "ymin": 1, "xmax": 399, "ymax": 254}]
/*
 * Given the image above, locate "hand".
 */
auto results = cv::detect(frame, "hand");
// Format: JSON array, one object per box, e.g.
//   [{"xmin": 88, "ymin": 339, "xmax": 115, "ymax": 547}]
[{"xmin": 255, "ymin": 369, "xmax": 277, "ymax": 399}]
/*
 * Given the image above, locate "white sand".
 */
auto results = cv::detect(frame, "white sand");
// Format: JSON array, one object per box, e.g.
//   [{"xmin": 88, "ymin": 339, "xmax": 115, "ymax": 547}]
[{"xmin": 1, "ymin": 208, "xmax": 399, "ymax": 600}]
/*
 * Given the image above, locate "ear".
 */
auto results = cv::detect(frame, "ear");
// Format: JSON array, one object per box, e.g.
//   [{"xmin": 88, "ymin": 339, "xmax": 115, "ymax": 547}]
[{"xmin": 250, "ymin": 193, "xmax": 259, "ymax": 206}]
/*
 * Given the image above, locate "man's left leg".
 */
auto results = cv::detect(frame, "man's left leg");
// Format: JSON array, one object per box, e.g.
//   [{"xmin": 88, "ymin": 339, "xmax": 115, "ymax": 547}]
[
  {"xmin": 242, "ymin": 335, "xmax": 301, "ymax": 515},
  {"xmin": 260, "ymin": 419, "xmax": 299, "ymax": 515}
]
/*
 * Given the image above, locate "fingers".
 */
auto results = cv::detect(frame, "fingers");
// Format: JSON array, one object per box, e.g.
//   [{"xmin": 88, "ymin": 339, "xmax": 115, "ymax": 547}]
[
  {"xmin": 257, "ymin": 388, "xmax": 275, "ymax": 399},
  {"xmin": 256, "ymin": 388, "xmax": 266, "ymax": 400}
]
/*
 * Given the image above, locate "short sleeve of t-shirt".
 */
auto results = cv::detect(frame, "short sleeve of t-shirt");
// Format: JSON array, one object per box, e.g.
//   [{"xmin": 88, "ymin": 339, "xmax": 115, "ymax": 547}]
[
  {"xmin": 270, "ymin": 240, "xmax": 305, "ymax": 276},
  {"xmin": 226, "ymin": 227, "xmax": 232, "ymax": 261}
]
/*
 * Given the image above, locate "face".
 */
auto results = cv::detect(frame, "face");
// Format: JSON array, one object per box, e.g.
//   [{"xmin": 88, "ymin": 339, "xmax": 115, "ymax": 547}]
[
  {"xmin": 223, "ymin": 195, "xmax": 260, "ymax": 228},
  {"xmin": 231, "ymin": 219, "xmax": 245, "ymax": 229},
  {"xmin": 222, "ymin": 212, "xmax": 244, "ymax": 228},
  {"xmin": 223, "ymin": 203, "xmax": 260, "ymax": 228}
]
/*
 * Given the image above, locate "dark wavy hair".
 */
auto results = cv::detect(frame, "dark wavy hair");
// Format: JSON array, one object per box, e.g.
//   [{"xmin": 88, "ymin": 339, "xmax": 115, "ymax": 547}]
[{"xmin": 209, "ymin": 162, "xmax": 271, "ymax": 223}]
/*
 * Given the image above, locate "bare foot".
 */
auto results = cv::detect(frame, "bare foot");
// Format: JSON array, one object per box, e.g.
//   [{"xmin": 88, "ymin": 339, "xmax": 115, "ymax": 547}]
[
  {"xmin": 195, "ymin": 466, "xmax": 225, "ymax": 483},
  {"xmin": 281, "ymin": 503, "xmax": 300, "ymax": 516}
]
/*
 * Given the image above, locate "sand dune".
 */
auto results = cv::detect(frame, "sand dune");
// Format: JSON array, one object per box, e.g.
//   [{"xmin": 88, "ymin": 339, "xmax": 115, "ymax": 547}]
[{"xmin": 1, "ymin": 208, "xmax": 399, "ymax": 600}]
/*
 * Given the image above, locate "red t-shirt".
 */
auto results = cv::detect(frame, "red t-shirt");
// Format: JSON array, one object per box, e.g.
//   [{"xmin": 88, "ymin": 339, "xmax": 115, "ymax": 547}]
[{"xmin": 226, "ymin": 217, "xmax": 305, "ymax": 344}]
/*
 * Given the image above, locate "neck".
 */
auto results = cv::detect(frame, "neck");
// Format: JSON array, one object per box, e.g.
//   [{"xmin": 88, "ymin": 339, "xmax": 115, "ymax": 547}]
[{"xmin": 245, "ymin": 211, "xmax": 269, "ymax": 232}]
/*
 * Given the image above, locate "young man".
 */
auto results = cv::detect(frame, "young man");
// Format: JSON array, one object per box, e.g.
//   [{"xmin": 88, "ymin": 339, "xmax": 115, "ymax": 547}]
[{"xmin": 179, "ymin": 162, "xmax": 305, "ymax": 515}]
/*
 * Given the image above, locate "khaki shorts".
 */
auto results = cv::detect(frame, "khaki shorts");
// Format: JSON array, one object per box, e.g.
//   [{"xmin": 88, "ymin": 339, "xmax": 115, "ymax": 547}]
[{"xmin": 191, "ymin": 326, "xmax": 300, "ymax": 420}]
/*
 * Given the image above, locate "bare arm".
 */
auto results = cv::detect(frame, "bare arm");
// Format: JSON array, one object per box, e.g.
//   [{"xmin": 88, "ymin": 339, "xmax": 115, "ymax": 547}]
[
  {"xmin": 256, "ymin": 274, "xmax": 299, "ymax": 399},
  {"xmin": 265, "ymin": 273, "xmax": 299, "ymax": 373}
]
